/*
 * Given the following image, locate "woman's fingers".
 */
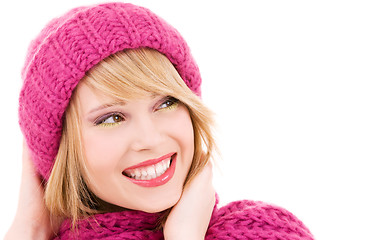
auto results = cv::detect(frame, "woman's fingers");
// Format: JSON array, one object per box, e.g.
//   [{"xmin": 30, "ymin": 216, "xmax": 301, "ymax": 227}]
[
  {"xmin": 164, "ymin": 161, "xmax": 215, "ymax": 240},
  {"xmin": 5, "ymin": 141, "xmax": 60, "ymax": 240}
]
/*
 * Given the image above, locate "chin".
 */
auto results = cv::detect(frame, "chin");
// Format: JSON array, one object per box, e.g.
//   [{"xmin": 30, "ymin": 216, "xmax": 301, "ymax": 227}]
[{"xmin": 135, "ymin": 190, "xmax": 182, "ymax": 213}]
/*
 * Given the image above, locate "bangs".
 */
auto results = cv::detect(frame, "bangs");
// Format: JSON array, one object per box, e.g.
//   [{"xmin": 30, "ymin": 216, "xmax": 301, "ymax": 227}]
[{"xmin": 81, "ymin": 48, "xmax": 194, "ymax": 103}]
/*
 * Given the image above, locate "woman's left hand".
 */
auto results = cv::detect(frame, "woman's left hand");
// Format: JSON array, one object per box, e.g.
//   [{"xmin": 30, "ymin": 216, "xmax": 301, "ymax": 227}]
[
  {"xmin": 5, "ymin": 141, "xmax": 62, "ymax": 240},
  {"xmin": 163, "ymin": 161, "xmax": 215, "ymax": 240}
]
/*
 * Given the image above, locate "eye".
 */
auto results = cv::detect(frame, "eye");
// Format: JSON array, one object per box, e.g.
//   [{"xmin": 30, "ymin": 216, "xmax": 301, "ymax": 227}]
[
  {"xmin": 157, "ymin": 97, "xmax": 179, "ymax": 111},
  {"xmin": 95, "ymin": 113, "xmax": 125, "ymax": 127}
]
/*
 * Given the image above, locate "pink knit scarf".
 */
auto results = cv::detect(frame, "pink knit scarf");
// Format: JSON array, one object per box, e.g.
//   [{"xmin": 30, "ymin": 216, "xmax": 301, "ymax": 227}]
[{"xmin": 55, "ymin": 197, "xmax": 314, "ymax": 239}]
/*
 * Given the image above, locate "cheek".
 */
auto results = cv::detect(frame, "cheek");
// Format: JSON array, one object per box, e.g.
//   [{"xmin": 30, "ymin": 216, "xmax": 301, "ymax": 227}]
[
  {"xmin": 82, "ymin": 128, "xmax": 127, "ymax": 173},
  {"xmin": 164, "ymin": 107, "xmax": 194, "ymax": 158},
  {"xmin": 177, "ymin": 115, "xmax": 194, "ymax": 152}
]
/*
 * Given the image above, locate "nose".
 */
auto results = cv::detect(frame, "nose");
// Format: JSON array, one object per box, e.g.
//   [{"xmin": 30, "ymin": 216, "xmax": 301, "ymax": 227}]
[{"xmin": 130, "ymin": 115, "xmax": 164, "ymax": 152}]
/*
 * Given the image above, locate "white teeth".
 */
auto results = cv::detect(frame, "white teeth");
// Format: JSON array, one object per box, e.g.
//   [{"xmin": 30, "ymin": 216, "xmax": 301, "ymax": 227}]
[
  {"xmin": 160, "ymin": 161, "xmax": 166, "ymax": 170},
  {"xmin": 134, "ymin": 169, "xmax": 141, "ymax": 178},
  {"xmin": 155, "ymin": 163, "xmax": 164, "ymax": 176},
  {"xmin": 124, "ymin": 157, "xmax": 172, "ymax": 180},
  {"xmin": 147, "ymin": 166, "xmax": 156, "ymax": 177},
  {"xmin": 166, "ymin": 160, "xmax": 170, "ymax": 169}
]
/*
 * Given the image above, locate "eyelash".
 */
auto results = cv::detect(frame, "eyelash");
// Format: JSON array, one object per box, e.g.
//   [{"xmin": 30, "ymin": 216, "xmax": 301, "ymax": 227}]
[
  {"xmin": 94, "ymin": 112, "xmax": 125, "ymax": 127},
  {"xmin": 94, "ymin": 97, "xmax": 179, "ymax": 127},
  {"xmin": 157, "ymin": 97, "xmax": 179, "ymax": 111}
]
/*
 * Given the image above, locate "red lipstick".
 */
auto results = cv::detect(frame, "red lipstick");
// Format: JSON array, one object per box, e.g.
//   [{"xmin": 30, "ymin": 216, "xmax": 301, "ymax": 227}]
[{"xmin": 122, "ymin": 153, "xmax": 177, "ymax": 187}]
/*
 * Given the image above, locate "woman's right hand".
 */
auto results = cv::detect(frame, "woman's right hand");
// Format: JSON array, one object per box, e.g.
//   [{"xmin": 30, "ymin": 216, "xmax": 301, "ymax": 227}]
[{"xmin": 5, "ymin": 141, "xmax": 62, "ymax": 240}]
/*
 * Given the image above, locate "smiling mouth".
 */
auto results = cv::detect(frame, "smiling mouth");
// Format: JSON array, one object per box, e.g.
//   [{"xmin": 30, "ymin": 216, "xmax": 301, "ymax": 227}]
[{"xmin": 122, "ymin": 153, "xmax": 175, "ymax": 181}]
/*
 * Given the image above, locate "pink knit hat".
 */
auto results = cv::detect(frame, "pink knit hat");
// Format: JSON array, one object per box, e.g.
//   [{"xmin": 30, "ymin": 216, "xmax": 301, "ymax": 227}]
[{"xmin": 19, "ymin": 2, "xmax": 202, "ymax": 179}]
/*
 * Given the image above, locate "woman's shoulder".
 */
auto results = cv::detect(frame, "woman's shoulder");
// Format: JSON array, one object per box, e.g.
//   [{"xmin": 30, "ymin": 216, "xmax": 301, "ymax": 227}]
[{"xmin": 206, "ymin": 198, "xmax": 314, "ymax": 239}]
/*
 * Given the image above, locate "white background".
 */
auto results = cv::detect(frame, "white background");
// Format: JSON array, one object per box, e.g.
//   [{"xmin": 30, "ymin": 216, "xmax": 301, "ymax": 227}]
[{"xmin": 1, "ymin": 0, "xmax": 368, "ymax": 239}]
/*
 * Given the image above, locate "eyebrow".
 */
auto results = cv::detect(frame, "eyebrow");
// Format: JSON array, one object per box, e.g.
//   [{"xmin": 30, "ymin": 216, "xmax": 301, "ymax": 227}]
[
  {"xmin": 88, "ymin": 101, "xmax": 127, "ymax": 114},
  {"xmin": 87, "ymin": 93, "xmax": 161, "ymax": 115}
]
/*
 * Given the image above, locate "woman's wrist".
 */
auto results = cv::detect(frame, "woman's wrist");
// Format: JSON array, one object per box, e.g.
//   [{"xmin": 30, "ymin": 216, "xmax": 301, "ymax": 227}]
[
  {"xmin": 5, "ymin": 214, "xmax": 53, "ymax": 240},
  {"xmin": 164, "ymin": 230, "xmax": 204, "ymax": 240},
  {"xmin": 163, "ymin": 213, "xmax": 207, "ymax": 240}
]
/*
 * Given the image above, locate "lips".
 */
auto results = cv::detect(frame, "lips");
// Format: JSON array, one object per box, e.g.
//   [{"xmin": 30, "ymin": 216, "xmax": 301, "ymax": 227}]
[{"xmin": 122, "ymin": 153, "xmax": 177, "ymax": 187}]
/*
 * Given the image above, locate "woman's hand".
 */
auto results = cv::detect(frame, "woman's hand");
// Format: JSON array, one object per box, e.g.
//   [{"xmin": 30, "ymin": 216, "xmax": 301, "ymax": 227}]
[
  {"xmin": 163, "ymin": 161, "xmax": 215, "ymax": 240},
  {"xmin": 5, "ymin": 141, "xmax": 62, "ymax": 240}
]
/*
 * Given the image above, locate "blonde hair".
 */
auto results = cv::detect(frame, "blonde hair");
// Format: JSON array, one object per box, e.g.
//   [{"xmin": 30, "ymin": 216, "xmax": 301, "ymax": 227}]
[{"xmin": 45, "ymin": 48, "xmax": 215, "ymax": 228}]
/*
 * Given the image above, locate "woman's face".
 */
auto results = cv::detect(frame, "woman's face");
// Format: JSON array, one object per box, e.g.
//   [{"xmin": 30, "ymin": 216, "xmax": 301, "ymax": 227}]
[{"xmin": 76, "ymin": 83, "xmax": 194, "ymax": 212}]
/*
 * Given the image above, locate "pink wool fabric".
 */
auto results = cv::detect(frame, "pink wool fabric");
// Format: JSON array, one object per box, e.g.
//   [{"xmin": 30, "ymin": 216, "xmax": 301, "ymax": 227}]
[
  {"xmin": 18, "ymin": 2, "xmax": 201, "ymax": 179},
  {"xmin": 55, "ymin": 198, "xmax": 314, "ymax": 239}
]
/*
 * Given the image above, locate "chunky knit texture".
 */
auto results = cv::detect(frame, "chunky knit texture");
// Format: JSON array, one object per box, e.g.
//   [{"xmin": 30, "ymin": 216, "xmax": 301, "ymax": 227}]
[
  {"xmin": 55, "ymin": 198, "xmax": 314, "ymax": 239},
  {"xmin": 18, "ymin": 2, "xmax": 201, "ymax": 179}
]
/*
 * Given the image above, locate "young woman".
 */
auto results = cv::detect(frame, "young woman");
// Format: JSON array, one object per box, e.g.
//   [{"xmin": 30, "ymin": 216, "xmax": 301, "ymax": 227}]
[{"xmin": 6, "ymin": 2, "xmax": 314, "ymax": 239}]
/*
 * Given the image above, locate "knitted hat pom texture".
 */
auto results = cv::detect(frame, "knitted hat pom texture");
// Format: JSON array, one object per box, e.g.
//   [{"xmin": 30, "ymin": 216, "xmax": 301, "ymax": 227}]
[{"xmin": 19, "ymin": 2, "xmax": 202, "ymax": 179}]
